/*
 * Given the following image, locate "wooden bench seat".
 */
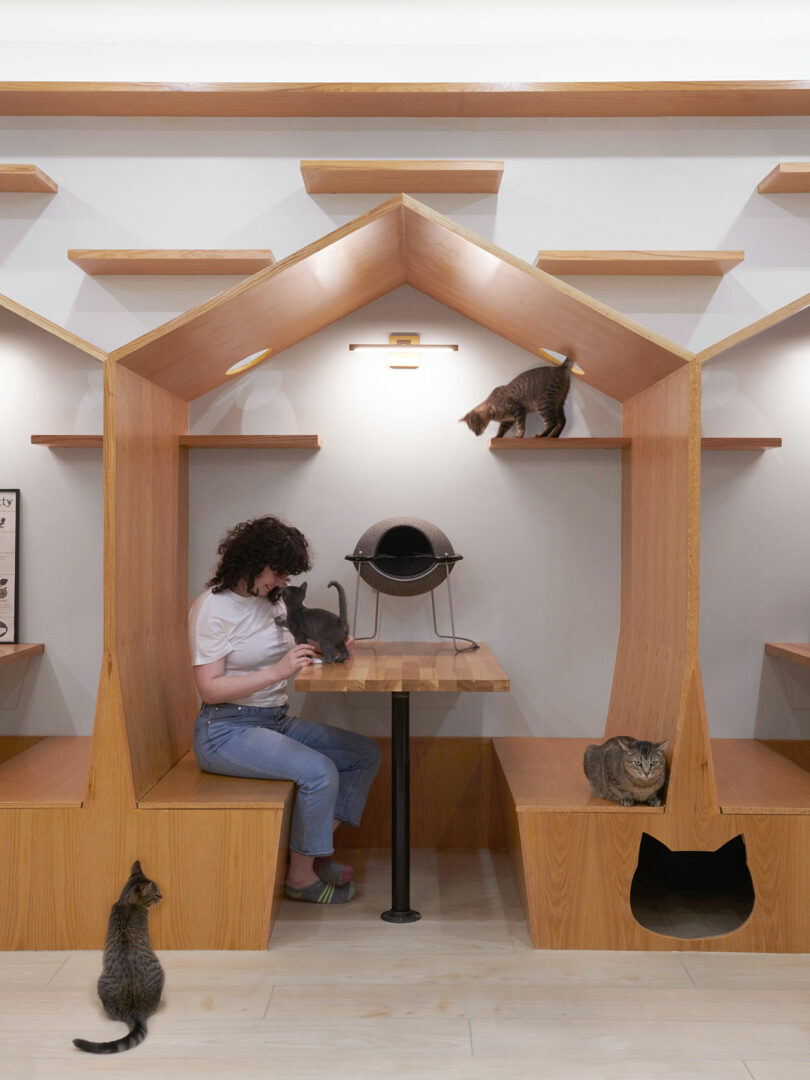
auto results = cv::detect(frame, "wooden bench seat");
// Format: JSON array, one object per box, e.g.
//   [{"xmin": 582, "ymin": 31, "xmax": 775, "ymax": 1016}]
[
  {"xmin": 137, "ymin": 750, "xmax": 294, "ymax": 809},
  {"xmin": 0, "ymin": 736, "xmax": 90, "ymax": 808},
  {"xmin": 493, "ymin": 737, "xmax": 666, "ymax": 813},
  {"xmin": 712, "ymin": 739, "xmax": 810, "ymax": 814}
]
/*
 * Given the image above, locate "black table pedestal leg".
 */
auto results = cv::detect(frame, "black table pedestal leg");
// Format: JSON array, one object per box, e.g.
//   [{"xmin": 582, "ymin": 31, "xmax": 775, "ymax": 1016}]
[{"xmin": 381, "ymin": 690, "xmax": 421, "ymax": 923}]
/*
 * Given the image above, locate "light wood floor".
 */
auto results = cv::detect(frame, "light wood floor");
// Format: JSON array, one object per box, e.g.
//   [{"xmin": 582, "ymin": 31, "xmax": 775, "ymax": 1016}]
[{"xmin": 2, "ymin": 850, "xmax": 809, "ymax": 1079}]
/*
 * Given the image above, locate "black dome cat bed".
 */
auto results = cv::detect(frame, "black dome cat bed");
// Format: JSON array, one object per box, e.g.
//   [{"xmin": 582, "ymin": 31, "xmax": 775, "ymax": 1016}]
[{"xmin": 345, "ymin": 516, "xmax": 478, "ymax": 652}]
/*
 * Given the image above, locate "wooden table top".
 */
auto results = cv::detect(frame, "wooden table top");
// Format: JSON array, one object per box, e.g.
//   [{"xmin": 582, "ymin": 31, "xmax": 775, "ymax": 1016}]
[{"xmin": 293, "ymin": 642, "xmax": 509, "ymax": 693}]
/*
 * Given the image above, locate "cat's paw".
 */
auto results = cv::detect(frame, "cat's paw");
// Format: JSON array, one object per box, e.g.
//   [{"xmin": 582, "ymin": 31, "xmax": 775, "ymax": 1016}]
[
  {"xmin": 619, "ymin": 797, "xmax": 635, "ymax": 807},
  {"xmin": 647, "ymin": 795, "xmax": 662, "ymax": 806}
]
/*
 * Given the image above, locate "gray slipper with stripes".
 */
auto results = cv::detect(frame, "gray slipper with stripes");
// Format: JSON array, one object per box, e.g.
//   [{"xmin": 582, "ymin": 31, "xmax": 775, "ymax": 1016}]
[{"xmin": 284, "ymin": 879, "xmax": 356, "ymax": 904}]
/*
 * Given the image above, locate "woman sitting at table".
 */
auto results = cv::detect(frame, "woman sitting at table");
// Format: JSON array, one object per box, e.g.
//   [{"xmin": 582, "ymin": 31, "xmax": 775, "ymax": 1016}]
[{"xmin": 189, "ymin": 515, "xmax": 382, "ymax": 904}]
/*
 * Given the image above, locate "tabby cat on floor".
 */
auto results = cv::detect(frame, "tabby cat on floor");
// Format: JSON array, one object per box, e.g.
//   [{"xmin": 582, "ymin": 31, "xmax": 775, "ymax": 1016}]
[
  {"xmin": 584, "ymin": 736, "xmax": 668, "ymax": 806},
  {"xmin": 73, "ymin": 860, "xmax": 164, "ymax": 1054},
  {"xmin": 461, "ymin": 356, "xmax": 574, "ymax": 439}
]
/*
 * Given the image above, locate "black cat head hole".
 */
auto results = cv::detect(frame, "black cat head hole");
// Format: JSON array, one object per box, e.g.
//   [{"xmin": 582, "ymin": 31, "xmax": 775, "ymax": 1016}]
[{"xmin": 630, "ymin": 833, "xmax": 755, "ymax": 940}]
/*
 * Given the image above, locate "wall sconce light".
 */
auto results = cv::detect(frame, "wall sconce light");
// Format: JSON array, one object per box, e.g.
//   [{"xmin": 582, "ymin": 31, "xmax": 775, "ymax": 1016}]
[
  {"xmin": 348, "ymin": 332, "xmax": 459, "ymax": 369},
  {"xmin": 225, "ymin": 347, "xmax": 273, "ymax": 376}
]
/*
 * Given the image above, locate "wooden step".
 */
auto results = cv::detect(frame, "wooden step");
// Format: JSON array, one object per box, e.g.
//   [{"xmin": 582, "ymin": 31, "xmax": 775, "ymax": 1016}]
[
  {"xmin": 0, "ymin": 164, "xmax": 57, "ymax": 193},
  {"xmin": 758, "ymin": 163, "xmax": 810, "ymax": 193},
  {"xmin": 712, "ymin": 739, "xmax": 810, "ymax": 813},
  {"xmin": 301, "ymin": 160, "xmax": 503, "ymax": 193},
  {"xmin": 493, "ymin": 737, "xmax": 665, "ymax": 812},
  {"xmin": 535, "ymin": 251, "xmax": 744, "ymax": 275},
  {"xmin": 0, "ymin": 643, "xmax": 44, "ymax": 668},
  {"xmin": 0, "ymin": 736, "xmax": 90, "ymax": 807},
  {"xmin": 67, "ymin": 249, "xmax": 275, "ymax": 275},
  {"xmin": 765, "ymin": 643, "xmax": 810, "ymax": 668}
]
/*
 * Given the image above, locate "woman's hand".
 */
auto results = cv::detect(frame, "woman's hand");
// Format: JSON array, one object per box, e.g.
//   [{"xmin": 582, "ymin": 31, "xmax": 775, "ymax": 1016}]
[{"xmin": 274, "ymin": 643, "xmax": 317, "ymax": 680}]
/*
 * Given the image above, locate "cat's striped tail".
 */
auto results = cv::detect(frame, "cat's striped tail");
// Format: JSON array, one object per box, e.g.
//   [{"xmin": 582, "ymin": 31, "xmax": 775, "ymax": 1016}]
[{"xmin": 73, "ymin": 1020, "xmax": 147, "ymax": 1053}]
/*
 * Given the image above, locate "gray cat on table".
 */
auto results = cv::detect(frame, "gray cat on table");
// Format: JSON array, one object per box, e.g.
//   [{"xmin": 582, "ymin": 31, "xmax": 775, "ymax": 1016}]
[{"xmin": 277, "ymin": 580, "xmax": 350, "ymax": 664}]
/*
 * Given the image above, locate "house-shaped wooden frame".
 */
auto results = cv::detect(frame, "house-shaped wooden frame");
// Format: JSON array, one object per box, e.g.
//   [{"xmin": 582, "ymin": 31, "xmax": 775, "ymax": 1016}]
[{"xmin": 1, "ymin": 193, "xmax": 809, "ymax": 951}]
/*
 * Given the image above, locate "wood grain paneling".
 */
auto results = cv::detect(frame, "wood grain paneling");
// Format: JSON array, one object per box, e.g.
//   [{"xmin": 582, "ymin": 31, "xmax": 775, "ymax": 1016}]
[
  {"xmin": 2, "ymin": 81, "xmax": 810, "ymax": 117},
  {"xmin": 301, "ymin": 160, "xmax": 503, "ymax": 193},
  {"xmin": 111, "ymin": 197, "xmax": 406, "ymax": 401},
  {"xmin": 334, "ymin": 737, "xmax": 507, "ymax": 850},
  {"xmin": 401, "ymin": 197, "xmax": 692, "ymax": 403},
  {"xmin": 105, "ymin": 362, "xmax": 197, "ymax": 799}
]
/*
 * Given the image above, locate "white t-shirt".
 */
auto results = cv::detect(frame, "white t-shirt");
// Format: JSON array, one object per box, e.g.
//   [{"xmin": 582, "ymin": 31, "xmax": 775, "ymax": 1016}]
[{"xmin": 188, "ymin": 587, "xmax": 295, "ymax": 707}]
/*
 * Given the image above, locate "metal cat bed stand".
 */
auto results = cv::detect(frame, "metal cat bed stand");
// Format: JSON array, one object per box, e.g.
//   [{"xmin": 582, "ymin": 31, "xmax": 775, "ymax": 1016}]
[{"xmin": 345, "ymin": 517, "xmax": 478, "ymax": 923}]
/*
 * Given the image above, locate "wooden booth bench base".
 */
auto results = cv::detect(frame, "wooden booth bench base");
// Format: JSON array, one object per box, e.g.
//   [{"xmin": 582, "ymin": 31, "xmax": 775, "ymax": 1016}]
[
  {"xmin": 495, "ymin": 737, "xmax": 810, "ymax": 953},
  {"xmin": 0, "ymin": 742, "xmax": 296, "ymax": 951}
]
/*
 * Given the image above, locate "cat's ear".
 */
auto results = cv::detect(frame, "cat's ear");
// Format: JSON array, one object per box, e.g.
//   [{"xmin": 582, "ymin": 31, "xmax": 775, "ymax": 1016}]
[
  {"xmin": 130, "ymin": 860, "xmax": 142, "ymax": 876},
  {"xmin": 300, "ymin": 582, "xmax": 308, "ymax": 596},
  {"xmin": 655, "ymin": 740, "xmax": 669, "ymax": 752},
  {"xmin": 615, "ymin": 737, "xmax": 634, "ymax": 752}
]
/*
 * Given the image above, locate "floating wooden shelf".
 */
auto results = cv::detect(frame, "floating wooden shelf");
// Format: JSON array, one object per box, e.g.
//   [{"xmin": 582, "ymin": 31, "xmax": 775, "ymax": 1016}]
[
  {"xmin": 178, "ymin": 435, "xmax": 320, "ymax": 449},
  {"xmin": 0, "ymin": 164, "xmax": 57, "ymax": 193},
  {"xmin": 490, "ymin": 437, "xmax": 630, "ymax": 449},
  {"xmin": 0, "ymin": 643, "xmax": 44, "ymax": 669},
  {"xmin": 67, "ymin": 250, "xmax": 275, "ymax": 276},
  {"xmin": 2, "ymin": 82, "xmax": 810, "ymax": 117},
  {"xmin": 701, "ymin": 437, "xmax": 782, "ymax": 450},
  {"xmin": 31, "ymin": 435, "xmax": 103, "ymax": 447},
  {"xmin": 535, "ymin": 251, "xmax": 745, "ymax": 275},
  {"xmin": 758, "ymin": 163, "xmax": 810, "ymax": 193},
  {"xmin": 765, "ymin": 643, "xmax": 810, "ymax": 669},
  {"xmin": 32, "ymin": 435, "xmax": 320, "ymax": 449},
  {"xmin": 301, "ymin": 160, "xmax": 503, "ymax": 194}
]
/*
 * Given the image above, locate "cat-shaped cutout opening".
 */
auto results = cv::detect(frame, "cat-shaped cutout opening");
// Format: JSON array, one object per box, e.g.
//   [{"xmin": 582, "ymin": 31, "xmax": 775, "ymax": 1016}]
[
  {"xmin": 277, "ymin": 580, "xmax": 350, "ymax": 664},
  {"xmin": 630, "ymin": 834, "xmax": 755, "ymax": 940}
]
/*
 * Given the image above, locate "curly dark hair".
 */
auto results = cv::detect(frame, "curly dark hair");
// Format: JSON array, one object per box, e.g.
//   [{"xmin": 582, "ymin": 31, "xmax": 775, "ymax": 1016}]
[{"xmin": 206, "ymin": 516, "xmax": 312, "ymax": 595}]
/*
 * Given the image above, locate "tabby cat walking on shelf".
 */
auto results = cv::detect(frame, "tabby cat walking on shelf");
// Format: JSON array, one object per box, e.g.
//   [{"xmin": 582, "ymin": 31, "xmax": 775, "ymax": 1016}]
[
  {"xmin": 73, "ymin": 861, "xmax": 164, "ymax": 1054},
  {"xmin": 460, "ymin": 356, "xmax": 574, "ymax": 439},
  {"xmin": 584, "ymin": 736, "xmax": 668, "ymax": 807}
]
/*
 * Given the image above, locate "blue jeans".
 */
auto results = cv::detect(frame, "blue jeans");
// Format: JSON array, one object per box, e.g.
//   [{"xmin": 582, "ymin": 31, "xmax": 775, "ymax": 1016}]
[{"xmin": 193, "ymin": 703, "xmax": 382, "ymax": 858}]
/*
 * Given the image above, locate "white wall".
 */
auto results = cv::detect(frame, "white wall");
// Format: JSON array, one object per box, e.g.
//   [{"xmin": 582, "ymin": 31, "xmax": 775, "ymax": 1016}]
[
  {"xmin": 701, "ymin": 308, "xmax": 810, "ymax": 738},
  {"xmin": 1, "ymin": 0, "xmax": 809, "ymax": 738},
  {"xmin": 0, "ymin": 307, "xmax": 103, "ymax": 734}
]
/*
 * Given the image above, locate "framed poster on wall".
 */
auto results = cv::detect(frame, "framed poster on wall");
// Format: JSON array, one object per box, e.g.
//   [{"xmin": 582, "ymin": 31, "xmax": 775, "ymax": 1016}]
[{"xmin": 0, "ymin": 489, "xmax": 19, "ymax": 644}]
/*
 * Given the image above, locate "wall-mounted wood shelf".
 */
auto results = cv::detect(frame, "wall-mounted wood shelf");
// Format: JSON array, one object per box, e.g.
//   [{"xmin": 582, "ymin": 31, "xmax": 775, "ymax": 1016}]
[
  {"xmin": 2, "ymin": 82, "xmax": 810, "ymax": 117},
  {"xmin": 490, "ymin": 437, "xmax": 630, "ymax": 449},
  {"xmin": 68, "ymin": 250, "xmax": 275, "ymax": 275},
  {"xmin": 535, "ymin": 251, "xmax": 745, "ymax": 275},
  {"xmin": 765, "ymin": 643, "xmax": 810, "ymax": 669},
  {"xmin": 32, "ymin": 435, "xmax": 320, "ymax": 449},
  {"xmin": 701, "ymin": 437, "xmax": 782, "ymax": 450},
  {"xmin": 0, "ymin": 164, "xmax": 57, "ymax": 193},
  {"xmin": 301, "ymin": 160, "xmax": 503, "ymax": 194},
  {"xmin": 31, "ymin": 435, "xmax": 103, "ymax": 447},
  {"xmin": 758, "ymin": 163, "xmax": 810, "ymax": 193},
  {"xmin": 179, "ymin": 435, "xmax": 320, "ymax": 449},
  {"xmin": 0, "ymin": 643, "xmax": 44, "ymax": 669}
]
